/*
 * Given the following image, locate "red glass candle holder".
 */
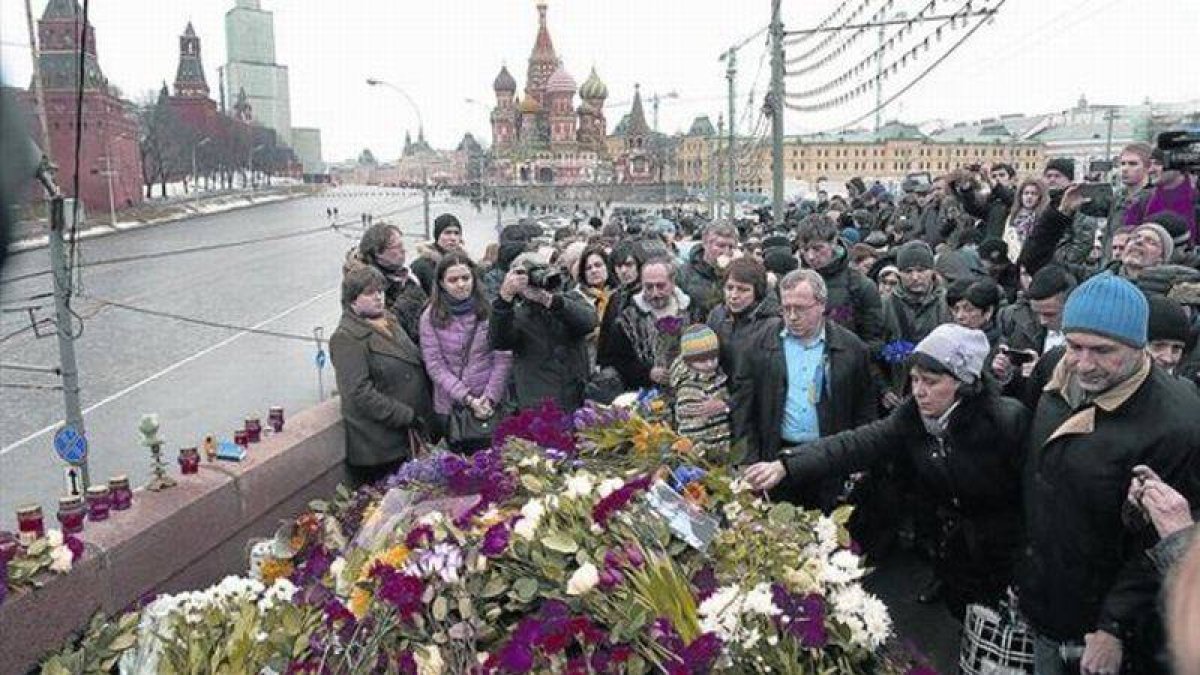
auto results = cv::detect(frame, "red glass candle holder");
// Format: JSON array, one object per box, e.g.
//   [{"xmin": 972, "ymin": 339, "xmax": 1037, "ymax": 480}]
[
  {"xmin": 16, "ymin": 504, "xmax": 45, "ymax": 546},
  {"xmin": 268, "ymin": 406, "xmax": 285, "ymax": 433},
  {"xmin": 86, "ymin": 486, "xmax": 111, "ymax": 522},
  {"xmin": 108, "ymin": 475, "xmax": 133, "ymax": 510},
  {"xmin": 233, "ymin": 429, "xmax": 249, "ymax": 448},
  {"xmin": 245, "ymin": 417, "xmax": 262, "ymax": 443},
  {"xmin": 57, "ymin": 496, "xmax": 86, "ymax": 534},
  {"xmin": 178, "ymin": 447, "xmax": 200, "ymax": 474}
]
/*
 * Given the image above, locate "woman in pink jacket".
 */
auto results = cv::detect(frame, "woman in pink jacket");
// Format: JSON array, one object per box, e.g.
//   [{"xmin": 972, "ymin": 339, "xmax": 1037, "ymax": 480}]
[{"xmin": 419, "ymin": 252, "xmax": 512, "ymax": 452}]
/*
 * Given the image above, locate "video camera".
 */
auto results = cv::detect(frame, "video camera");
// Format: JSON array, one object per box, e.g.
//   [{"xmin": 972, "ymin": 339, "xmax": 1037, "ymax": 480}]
[
  {"xmin": 524, "ymin": 262, "xmax": 564, "ymax": 292},
  {"xmin": 1157, "ymin": 130, "xmax": 1200, "ymax": 173}
]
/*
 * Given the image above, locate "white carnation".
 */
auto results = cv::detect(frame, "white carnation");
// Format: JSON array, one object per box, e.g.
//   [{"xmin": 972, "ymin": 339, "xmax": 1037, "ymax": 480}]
[
  {"xmin": 48, "ymin": 543, "xmax": 73, "ymax": 573},
  {"xmin": 564, "ymin": 473, "xmax": 595, "ymax": 499},
  {"xmin": 514, "ymin": 499, "xmax": 545, "ymax": 540},
  {"xmin": 823, "ymin": 550, "xmax": 864, "ymax": 585},
  {"xmin": 46, "ymin": 529, "xmax": 64, "ymax": 548},
  {"xmin": 596, "ymin": 478, "xmax": 624, "ymax": 498},
  {"xmin": 566, "ymin": 562, "xmax": 599, "ymax": 596}
]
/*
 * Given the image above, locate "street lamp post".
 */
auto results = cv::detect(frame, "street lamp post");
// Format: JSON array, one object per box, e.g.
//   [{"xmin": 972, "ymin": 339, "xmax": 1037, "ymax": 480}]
[{"xmin": 368, "ymin": 78, "xmax": 430, "ymax": 236}]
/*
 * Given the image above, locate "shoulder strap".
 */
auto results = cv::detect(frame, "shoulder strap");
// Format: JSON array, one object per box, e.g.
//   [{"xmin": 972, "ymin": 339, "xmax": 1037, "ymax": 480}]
[{"xmin": 433, "ymin": 315, "xmax": 479, "ymax": 380}]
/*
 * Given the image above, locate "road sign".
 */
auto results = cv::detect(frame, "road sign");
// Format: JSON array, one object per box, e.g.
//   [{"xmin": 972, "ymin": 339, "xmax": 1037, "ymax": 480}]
[
  {"xmin": 64, "ymin": 466, "xmax": 83, "ymax": 495},
  {"xmin": 315, "ymin": 349, "xmax": 327, "ymax": 369},
  {"xmin": 53, "ymin": 426, "xmax": 88, "ymax": 465}
]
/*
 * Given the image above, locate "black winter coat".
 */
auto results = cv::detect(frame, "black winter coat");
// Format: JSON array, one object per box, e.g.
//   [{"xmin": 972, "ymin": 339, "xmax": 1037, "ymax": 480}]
[
  {"xmin": 957, "ymin": 183, "xmax": 1014, "ymax": 241},
  {"xmin": 731, "ymin": 320, "xmax": 878, "ymax": 499},
  {"xmin": 489, "ymin": 291, "xmax": 597, "ymax": 412},
  {"xmin": 330, "ymin": 312, "xmax": 434, "ymax": 467},
  {"xmin": 1017, "ymin": 357, "xmax": 1200, "ymax": 650},
  {"xmin": 705, "ymin": 294, "xmax": 780, "ymax": 381},
  {"xmin": 679, "ymin": 245, "xmax": 724, "ymax": 318},
  {"xmin": 813, "ymin": 244, "xmax": 884, "ymax": 350},
  {"xmin": 782, "ymin": 394, "xmax": 1030, "ymax": 610}
]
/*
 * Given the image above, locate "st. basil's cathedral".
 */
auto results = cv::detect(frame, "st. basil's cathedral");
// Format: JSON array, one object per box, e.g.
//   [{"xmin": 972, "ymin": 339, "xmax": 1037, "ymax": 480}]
[{"xmin": 489, "ymin": 2, "xmax": 658, "ymax": 186}]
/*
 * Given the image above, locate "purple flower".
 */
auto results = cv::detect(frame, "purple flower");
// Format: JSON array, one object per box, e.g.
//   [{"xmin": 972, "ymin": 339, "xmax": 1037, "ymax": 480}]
[
  {"xmin": 655, "ymin": 315, "xmax": 685, "ymax": 336},
  {"xmin": 592, "ymin": 475, "xmax": 653, "ymax": 528},
  {"xmin": 405, "ymin": 525, "xmax": 434, "ymax": 549},
  {"xmin": 64, "ymin": 535, "xmax": 84, "ymax": 562},
  {"xmin": 386, "ymin": 451, "xmax": 451, "ymax": 489},
  {"xmin": 691, "ymin": 565, "xmax": 718, "ymax": 602},
  {"xmin": 772, "ymin": 585, "xmax": 827, "ymax": 648},
  {"xmin": 880, "ymin": 340, "xmax": 916, "ymax": 365},
  {"xmin": 371, "ymin": 567, "xmax": 425, "ymax": 622},
  {"xmin": 290, "ymin": 545, "xmax": 332, "ymax": 586},
  {"xmin": 481, "ymin": 522, "xmax": 510, "ymax": 556},
  {"xmin": 0, "ymin": 559, "xmax": 7, "ymax": 607},
  {"xmin": 397, "ymin": 651, "xmax": 418, "ymax": 675},
  {"xmin": 495, "ymin": 399, "xmax": 576, "ymax": 455},
  {"xmin": 677, "ymin": 632, "xmax": 723, "ymax": 673}
]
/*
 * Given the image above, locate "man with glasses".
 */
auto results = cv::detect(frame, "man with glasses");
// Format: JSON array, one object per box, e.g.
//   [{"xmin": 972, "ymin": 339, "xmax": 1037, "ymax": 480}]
[{"xmin": 731, "ymin": 269, "xmax": 876, "ymax": 511}]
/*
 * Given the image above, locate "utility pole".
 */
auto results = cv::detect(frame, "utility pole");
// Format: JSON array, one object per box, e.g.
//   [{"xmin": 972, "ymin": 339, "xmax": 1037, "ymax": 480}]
[
  {"xmin": 422, "ymin": 166, "xmax": 431, "ymax": 239},
  {"xmin": 1103, "ymin": 107, "xmax": 1117, "ymax": 161},
  {"xmin": 770, "ymin": 0, "xmax": 785, "ymax": 228},
  {"xmin": 725, "ymin": 49, "xmax": 737, "ymax": 223},
  {"xmin": 36, "ymin": 159, "xmax": 90, "ymax": 490},
  {"xmin": 874, "ymin": 11, "xmax": 907, "ymax": 132}
]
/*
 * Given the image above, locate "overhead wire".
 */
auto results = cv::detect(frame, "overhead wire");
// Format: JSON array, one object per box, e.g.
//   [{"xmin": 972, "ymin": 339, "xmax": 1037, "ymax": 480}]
[
  {"xmin": 66, "ymin": 0, "xmax": 91, "ymax": 294},
  {"xmin": 793, "ymin": 0, "xmax": 1009, "ymax": 134},
  {"xmin": 784, "ymin": 0, "xmax": 854, "ymax": 48}
]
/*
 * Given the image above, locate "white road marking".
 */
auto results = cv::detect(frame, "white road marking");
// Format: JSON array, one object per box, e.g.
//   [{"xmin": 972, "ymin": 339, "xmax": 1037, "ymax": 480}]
[{"xmin": 0, "ymin": 287, "xmax": 337, "ymax": 457}]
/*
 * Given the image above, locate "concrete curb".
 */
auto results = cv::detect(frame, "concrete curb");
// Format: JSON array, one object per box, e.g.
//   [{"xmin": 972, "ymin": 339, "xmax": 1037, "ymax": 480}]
[{"xmin": 9, "ymin": 188, "xmax": 317, "ymax": 254}]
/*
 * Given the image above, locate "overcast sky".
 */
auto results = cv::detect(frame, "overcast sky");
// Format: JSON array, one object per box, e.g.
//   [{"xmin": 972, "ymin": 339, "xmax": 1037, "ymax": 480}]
[{"xmin": 2, "ymin": 0, "xmax": 1198, "ymax": 162}]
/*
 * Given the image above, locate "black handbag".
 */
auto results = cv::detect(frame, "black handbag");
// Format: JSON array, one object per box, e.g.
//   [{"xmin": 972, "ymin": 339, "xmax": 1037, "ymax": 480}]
[{"xmin": 437, "ymin": 319, "xmax": 495, "ymax": 451}]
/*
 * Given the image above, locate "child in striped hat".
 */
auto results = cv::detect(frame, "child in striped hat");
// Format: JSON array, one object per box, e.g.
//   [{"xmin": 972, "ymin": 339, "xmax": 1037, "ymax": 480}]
[{"xmin": 671, "ymin": 324, "xmax": 732, "ymax": 459}]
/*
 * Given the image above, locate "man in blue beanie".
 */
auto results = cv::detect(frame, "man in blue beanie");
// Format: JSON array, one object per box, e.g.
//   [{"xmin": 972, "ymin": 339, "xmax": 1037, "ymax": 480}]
[{"xmin": 1016, "ymin": 272, "xmax": 1200, "ymax": 675}]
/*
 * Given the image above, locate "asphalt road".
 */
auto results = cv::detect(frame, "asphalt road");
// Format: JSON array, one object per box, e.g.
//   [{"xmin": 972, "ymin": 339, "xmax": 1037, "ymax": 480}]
[{"xmin": 0, "ymin": 186, "xmax": 510, "ymax": 529}]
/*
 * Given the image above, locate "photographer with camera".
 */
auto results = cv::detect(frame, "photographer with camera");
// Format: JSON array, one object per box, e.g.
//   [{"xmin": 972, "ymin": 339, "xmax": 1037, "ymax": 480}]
[
  {"xmin": 489, "ymin": 251, "xmax": 598, "ymax": 412},
  {"xmin": 952, "ymin": 163, "xmax": 1015, "ymax": 241},
  {"xmin": 1016, "ymin": 159, "xmax": 1101, "ymax": 275},
  {"xmin": 1125, "ymin": 133, "xmax": 1198, "ymax": 245}
]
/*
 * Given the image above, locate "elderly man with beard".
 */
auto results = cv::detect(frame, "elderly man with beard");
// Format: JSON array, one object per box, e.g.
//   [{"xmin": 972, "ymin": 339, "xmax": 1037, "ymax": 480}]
[
  {"xmin": 1016, "ymin": 272, "xmax": 1200, "ymax": 675},
  {"xmin": 600, "ymin": 256, "xmax": 703, "ymax": 390}
]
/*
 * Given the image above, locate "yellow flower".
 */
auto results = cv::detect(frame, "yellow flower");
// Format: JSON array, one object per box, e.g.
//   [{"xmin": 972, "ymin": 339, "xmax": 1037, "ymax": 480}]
[
  {"xmin": 260, "ymin": 558, "xmax": 295, "ymax": 585},
  {"xmin": 682, "ymin": 482, "xmax": 709, "ymax": 508},
  {"xmin": 349, "ymin": 586, "xmax": 372, "ymax": 619},
  {"xmin": 378, "ymin": 544, "xmax": 410, "ymax": 568},
  {"xmin": 671, "ymin": 437, "xmax": 694, "ymax": 454},
  {"xmin": 649, "ymin": 400, "xmax": 665, "ymax": 413}
]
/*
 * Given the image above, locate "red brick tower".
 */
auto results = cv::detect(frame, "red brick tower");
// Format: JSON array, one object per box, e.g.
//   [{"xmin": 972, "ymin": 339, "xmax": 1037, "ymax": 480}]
[
  {"xmin": 168, "ymin": 22, "xmax": 219, "ymax": 144},
  {"xmin": 27, "ymin": 0, "xmax": 143, "ymax": 210},
  {"xmin": 524, "ymin": 2, "xmax": 558, "ymax": 109}
]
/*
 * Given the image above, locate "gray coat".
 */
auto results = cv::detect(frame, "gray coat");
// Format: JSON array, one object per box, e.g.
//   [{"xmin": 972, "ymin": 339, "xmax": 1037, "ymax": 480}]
[{"xmin": 330, "ymin": 311, "xmax": 433, "ymax": 467}]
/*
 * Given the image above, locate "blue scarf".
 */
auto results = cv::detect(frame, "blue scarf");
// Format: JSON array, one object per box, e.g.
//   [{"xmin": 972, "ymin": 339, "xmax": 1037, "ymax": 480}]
[{"xmin": 449, "ymin": 296, "xmax": 476, "ymax": 316}]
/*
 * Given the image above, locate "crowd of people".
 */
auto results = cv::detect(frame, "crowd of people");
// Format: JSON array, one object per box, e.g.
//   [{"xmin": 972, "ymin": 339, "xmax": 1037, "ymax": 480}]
[{"xmin": 328, "ymin": 145, "xmax": 1200, "ymax": 675}]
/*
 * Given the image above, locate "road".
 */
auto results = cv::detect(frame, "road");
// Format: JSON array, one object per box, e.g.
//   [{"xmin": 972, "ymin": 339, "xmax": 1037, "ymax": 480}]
[{"xmin": 0, "ymin": 186, "xmax": 510, "ymax": 529}]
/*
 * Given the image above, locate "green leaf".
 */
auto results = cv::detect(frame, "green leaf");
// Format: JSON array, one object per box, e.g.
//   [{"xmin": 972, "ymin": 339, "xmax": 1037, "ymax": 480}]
[
  {"xmin": 432, "ymin": 595, "xmax": 449, "ymax": 621},
  {"xmin": 108, "ymin": 632, "xmax": 138, "ymax": 652},
  {"xmin": 768, "ymin": 502, "xmax": 797, "ymax": 525},
  {"xmin": 831, "ymin": 504, "xmax": 854, "ymax": 526},
  {"xmin": 541, "ymin": 530, "xmax": 578, "ymax": 554},
  {"xmin": 481, "ymin": 576, "xmax": 508, "ymax": 598},
  {"xmin": 513, "ymin": 577, "xmax": 538, "ymax": 602},
  {"xmin": 520, "ymin": 474, "xmax": 545, "ymax": 493}
]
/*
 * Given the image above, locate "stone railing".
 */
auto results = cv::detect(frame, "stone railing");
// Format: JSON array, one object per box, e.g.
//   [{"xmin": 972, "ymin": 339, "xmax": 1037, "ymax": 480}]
[{"xmin": 0, "ymin": 399, "xmax": 347, "ymax": 673}]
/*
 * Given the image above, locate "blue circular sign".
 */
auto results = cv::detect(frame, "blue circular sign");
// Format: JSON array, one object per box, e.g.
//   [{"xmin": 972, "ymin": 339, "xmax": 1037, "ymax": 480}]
[
  {"xmin": 315, "ymin": 349, "xmax": 327, "ymax": 369},
  {"xmin": 53, "ymin": 426, "xmax": 88, "ymax": 465}
]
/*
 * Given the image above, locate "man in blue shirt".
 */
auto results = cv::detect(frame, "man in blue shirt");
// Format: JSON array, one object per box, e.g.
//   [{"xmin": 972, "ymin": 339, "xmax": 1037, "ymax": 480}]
[{"xmin": 733, "ymin": 269, "xmax": 877, "ymax": 510}]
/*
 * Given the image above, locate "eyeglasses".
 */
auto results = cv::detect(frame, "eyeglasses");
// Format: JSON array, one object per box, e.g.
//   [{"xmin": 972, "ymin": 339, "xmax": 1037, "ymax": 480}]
[{"xmin": 781, "ymin": 303, "xmax": 821, "ymax": 317}]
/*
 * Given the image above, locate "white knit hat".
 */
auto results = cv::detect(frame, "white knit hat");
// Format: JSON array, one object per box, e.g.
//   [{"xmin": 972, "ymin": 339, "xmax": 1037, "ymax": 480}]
[{"xmin": 913, "ymin": 324, "xmax": 991, "ymax": 384}]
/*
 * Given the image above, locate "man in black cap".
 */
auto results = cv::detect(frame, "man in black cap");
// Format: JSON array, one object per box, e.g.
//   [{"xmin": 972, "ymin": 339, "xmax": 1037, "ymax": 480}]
[
  {"xmin": 410, "ymin": 213, "xmax": 465, "ymax": 295},
  {"xmin": 993, "ymin": 264, "xmax": 1076, "ymax": 407},
  {"xmin": 978, "ymin": 238, "xmax": 1021, "ymax": 303},
  {"xmin": 1146, "ymin": 295, "xmax": 1195, "ymax": 383},
  {"xmin": 1018, "ymin": 159, "xmax": 1099, "ymax": 273},
  {"xmin": 879, "ymin": 241, "xmax": 950, "ymax": 407}
]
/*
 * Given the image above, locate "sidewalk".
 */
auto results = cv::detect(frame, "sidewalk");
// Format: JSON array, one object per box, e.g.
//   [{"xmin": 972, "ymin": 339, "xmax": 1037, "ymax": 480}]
[{"xmin": 10, "ymin": 183, "xmax": 322, "ymax": 253}]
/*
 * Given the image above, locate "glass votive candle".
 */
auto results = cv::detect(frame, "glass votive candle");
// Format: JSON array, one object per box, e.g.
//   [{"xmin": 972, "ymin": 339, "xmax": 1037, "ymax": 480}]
[
  {"xmin": 56, "ymin": 495, "xmax": 86, "ymax": 534},
  {"xmin": 268, "ymin": 406, "xmax": 285, "ymax": 433},
  {"xmin": 86, "ymin": 486, "xmax": 111, "ymax": 522},
  {"xmin": 233, "ymin": 429, "xmax": 249, "ymax": 448},
  {"xmin": 245, "ymin": 417, "xmax": 262, "ymax": 443},
  {"xmin": 108, "ymin": 475, "xmax": 133, "ymax": 510},
  {"xmin": 16, "ymin": 504, "xmax": 45, "ymax": 546},
  {"xmin": 178, "ymin": 447, "xmax": 200, "ymax": 474}
]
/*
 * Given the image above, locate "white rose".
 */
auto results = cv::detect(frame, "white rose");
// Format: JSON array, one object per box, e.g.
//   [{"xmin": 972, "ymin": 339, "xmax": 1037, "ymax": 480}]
[
  {"xmin": 566, "ymin": 562, "xmax": 599, "ymax": 596},
  {"xmin": 564, "ymin": 473, "xmax": 595, "ymax": 499},
  {"xmin": 514, "ymin": 499, "xmax": 545, "ymax": 540},
  {"xmin": 415, "ymin": 645, "xmax": 445, "ymax": 675},
  {"xmin": 596, "ymin": 478, "xmax": 624, "ymax": 498},
  {"xmin": 46, "ymin": 529, "xmax": 64, "ymax": 548},
  {"xmin": 49, "ymin": 544, "xmax": 74, "ymax": 573}
]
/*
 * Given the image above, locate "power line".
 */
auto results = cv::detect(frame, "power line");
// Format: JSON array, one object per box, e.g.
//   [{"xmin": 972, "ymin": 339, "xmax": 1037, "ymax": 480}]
[
  {"xmin": 787, "ymin": 0, "xmax": 940, "ymax": 81},
  {"xmin": 77, "ymin": 292, "xmax": 332, "ymax": 345},
  {"xmin": 67, "ymin": 0, "xmax": 91, "ymax": 291},
  {"xmin": 784, "ymin": 0, "xmax": 854, "ymax": 48},
  {"xmin": 792, "ymin": 0, "xmax": 1008, "ymax": 133}
]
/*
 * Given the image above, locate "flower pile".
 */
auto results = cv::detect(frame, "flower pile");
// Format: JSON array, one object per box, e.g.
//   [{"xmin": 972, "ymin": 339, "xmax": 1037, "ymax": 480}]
[
  {"xmin": 47, "ymin": 400, "xmax": 930, "ymax": 674},
  {"xmin": 2, "ymin": 529, "xmax": 84, "ymax": 607}
]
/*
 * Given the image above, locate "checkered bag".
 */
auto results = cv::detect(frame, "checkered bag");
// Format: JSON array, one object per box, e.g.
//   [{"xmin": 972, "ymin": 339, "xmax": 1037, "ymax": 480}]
[{"xmin": 959, "ymin": 602, "xmax": 1035, "ymax": 675}]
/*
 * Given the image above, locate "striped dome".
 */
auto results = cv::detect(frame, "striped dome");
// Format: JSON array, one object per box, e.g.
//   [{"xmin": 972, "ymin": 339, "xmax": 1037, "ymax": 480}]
[
  {"xmin": 579, "ymin": 67, "xmax": 607, "ymax": 100},
  {"xmin": 545, "ymin": 65, "xmax": 576, "ymax": 94}
]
